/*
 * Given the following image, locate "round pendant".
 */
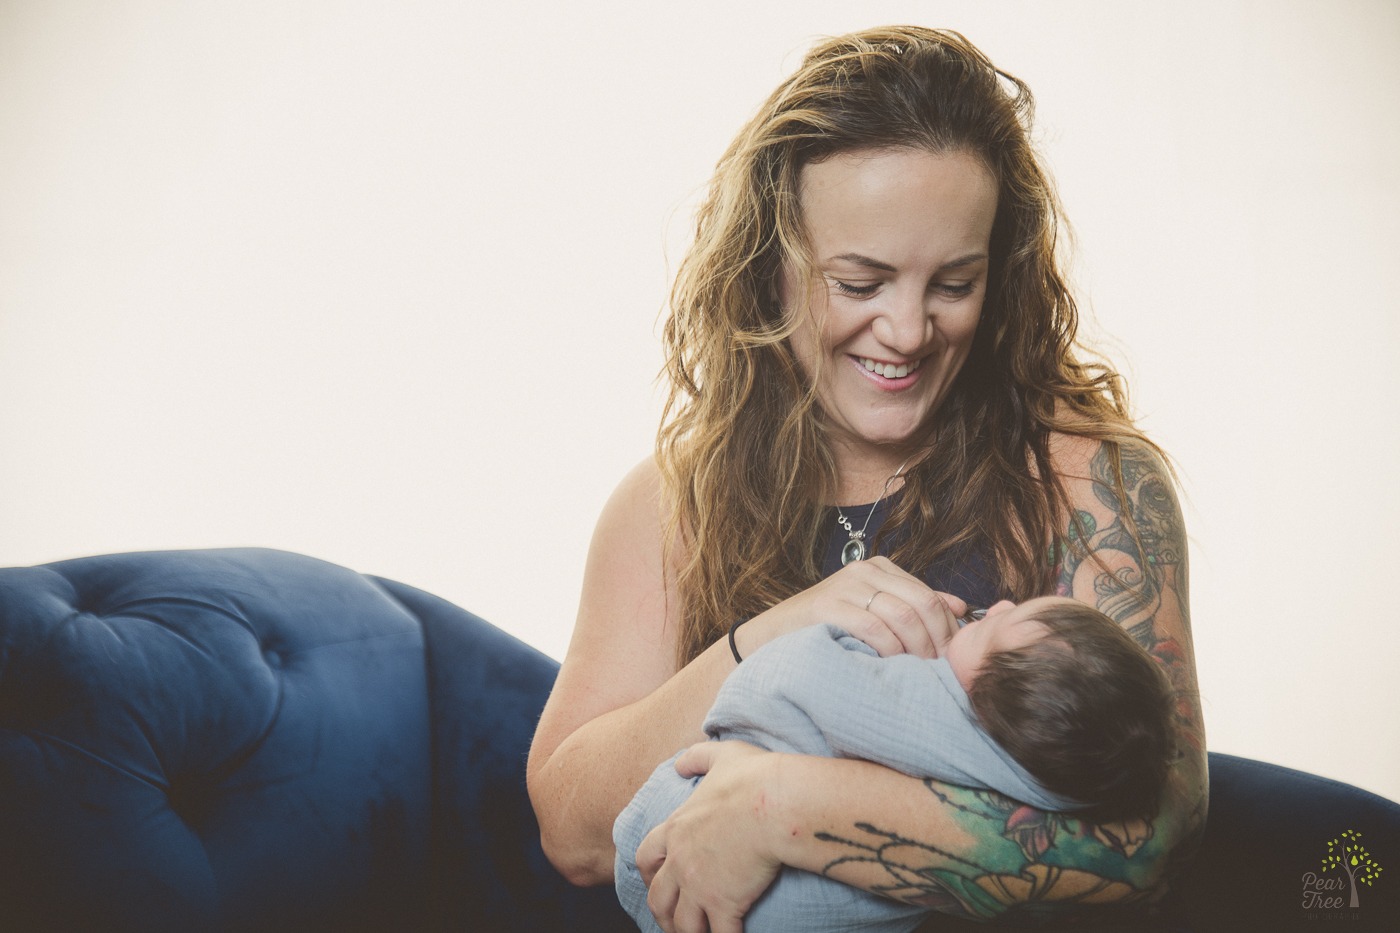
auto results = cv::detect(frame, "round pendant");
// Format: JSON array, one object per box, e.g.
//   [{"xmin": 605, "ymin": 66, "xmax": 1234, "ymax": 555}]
[{"xmin": 840, "ymin": 538, "xmax": 867, "ymax": 566}]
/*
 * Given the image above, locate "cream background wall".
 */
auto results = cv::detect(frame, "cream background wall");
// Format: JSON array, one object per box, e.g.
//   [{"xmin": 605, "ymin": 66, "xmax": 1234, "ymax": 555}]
[{"xmin": 2, "ymin": 1, "xmax": 1397, "ymax": 802}]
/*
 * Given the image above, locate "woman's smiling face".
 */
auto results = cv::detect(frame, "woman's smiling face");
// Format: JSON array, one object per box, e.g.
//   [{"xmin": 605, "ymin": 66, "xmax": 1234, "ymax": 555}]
[{"xmin": 782, "ymin": 147, "xmax": 998, "ymax": 477}]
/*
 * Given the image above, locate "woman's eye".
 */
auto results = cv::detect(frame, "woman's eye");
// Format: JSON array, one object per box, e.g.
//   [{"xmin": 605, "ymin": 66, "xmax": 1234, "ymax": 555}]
[
  {"xmin": 935, "ymin": 281, "xmax": 976, "ymax": 299},
  {"xmin": 834, "ymin": 280, "xmax": 880, "ymax": 297}
]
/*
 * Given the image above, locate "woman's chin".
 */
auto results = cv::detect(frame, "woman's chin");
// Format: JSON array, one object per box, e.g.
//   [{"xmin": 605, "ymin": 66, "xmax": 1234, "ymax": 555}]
[
  {"xmin": 822, "ymin": 401, "xmax": 943, "ymax": 457},
  {"xmin": 841, "ymin": 425, "xmax": 933, "ymax": 454}
]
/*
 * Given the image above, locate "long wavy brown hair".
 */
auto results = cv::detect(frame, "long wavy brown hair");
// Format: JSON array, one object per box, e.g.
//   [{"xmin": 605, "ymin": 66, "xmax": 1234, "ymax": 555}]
[{"xmin": 659, "ymin": 26, "xmax": 1160, "ymax": 667}]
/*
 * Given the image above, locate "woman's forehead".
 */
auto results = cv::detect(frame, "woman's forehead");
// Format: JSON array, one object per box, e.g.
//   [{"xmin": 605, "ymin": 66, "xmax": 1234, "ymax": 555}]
[{"xmin": 795, "ymin": 149, "xmax": 997, "ymax": 260}]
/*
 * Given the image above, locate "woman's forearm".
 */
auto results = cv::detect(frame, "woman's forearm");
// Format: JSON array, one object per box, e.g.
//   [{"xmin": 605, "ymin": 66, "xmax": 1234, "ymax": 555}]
[
  {"xmin": 764, "ymin": 749, "xmax": 1207, "ymax": 920},
  {"xmin": 528, "ymin": 635, "xmax": 740, "ymax": 885}
]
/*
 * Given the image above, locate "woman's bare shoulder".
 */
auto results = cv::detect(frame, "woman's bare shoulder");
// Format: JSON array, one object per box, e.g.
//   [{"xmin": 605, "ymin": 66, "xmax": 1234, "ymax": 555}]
[
  {"xmin": 567, "ymin": 455, "xmax": 681, "ymax": 684},
  {"xmin": 1047, "ymin": 429, "xmax": 1172, "ymax": 493},
  {"xmin": 1045, "ymin": 429, "xmax": 1100, "ymax": 481},
  {"xmin": 585, "ymin": 456, "xmax": 677, "ymax": 597},
  {"xmin": 529, "ymin": 456, "xmax": 681, "ymax": 776},
  {"xmin": 1044, "ymin": 398, "xmax": 1167, "ymax": 488},
  {"xmin": 601, "ymin": 455, "xmax": 665, "ymax": 530}
]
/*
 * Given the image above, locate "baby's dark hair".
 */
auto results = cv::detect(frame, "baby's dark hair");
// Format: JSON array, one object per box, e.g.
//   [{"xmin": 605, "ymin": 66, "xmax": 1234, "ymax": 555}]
[{"xmin": 966, "ymin": 602, "xmax": 1178, "ymax": 823}]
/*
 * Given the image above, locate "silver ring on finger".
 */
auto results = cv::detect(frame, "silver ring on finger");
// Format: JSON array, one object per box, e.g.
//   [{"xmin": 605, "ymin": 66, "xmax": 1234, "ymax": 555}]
[{"xmin": 864, "ymin": 590, "xmax": 881, "ymax": 612}]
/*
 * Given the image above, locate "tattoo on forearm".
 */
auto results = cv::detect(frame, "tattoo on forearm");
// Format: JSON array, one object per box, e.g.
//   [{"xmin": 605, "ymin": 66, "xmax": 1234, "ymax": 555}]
[
  {"xmin": 816, "ymin": 819, "xmax": 997, "ymax": 914},
  {"xmin": 817, "ymin": 781, "xmax": 1161, "ymax": 920}
]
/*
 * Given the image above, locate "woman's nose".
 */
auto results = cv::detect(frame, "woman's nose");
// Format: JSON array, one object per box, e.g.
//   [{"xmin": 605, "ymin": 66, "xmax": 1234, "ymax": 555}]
[{"xmin": 871, "ymin": 288, "xmax": 931, "ymax": 354}]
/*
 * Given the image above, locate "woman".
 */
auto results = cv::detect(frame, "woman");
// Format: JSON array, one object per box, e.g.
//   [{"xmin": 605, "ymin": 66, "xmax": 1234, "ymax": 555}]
[{"xmin": 527, "ymin": 25, "xmax": 1206, "ymax": 932}]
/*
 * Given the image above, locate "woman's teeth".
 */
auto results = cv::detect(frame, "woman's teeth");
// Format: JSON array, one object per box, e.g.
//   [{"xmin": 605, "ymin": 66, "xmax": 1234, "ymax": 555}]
[{"xmin": 859, "ymin": 357, "xmax": 922, "ymax": 379}]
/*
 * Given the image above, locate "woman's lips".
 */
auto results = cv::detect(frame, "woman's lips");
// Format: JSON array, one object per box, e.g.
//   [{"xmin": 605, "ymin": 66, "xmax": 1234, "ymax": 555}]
[{"xmin": 850, "ymin": 354, "xmax": 924, "ymax": 390}]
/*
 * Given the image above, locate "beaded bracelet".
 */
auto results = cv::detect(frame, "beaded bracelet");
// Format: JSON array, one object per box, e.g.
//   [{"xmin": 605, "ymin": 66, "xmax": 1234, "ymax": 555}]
[{"xmin": 728, "ymin": 618, "xmax": 750, "ymax": 664}]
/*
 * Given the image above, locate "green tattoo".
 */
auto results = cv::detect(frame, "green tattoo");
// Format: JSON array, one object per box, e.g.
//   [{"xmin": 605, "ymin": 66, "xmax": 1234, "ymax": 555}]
[{"xmin": 817, "ymin": 780, "xmax": 1167, "ymax": 921}]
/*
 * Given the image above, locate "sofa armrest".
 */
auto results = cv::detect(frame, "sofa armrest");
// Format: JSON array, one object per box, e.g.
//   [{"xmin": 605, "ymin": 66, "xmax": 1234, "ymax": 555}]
[{"xmin": 371, "ymin": 576, "xmax": 630, "ymax": 931}]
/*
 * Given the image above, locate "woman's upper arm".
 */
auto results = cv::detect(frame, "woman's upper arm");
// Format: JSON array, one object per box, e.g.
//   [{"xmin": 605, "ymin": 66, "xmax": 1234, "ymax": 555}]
[
  {"xmin": 1050, "ymin": 435, "xmax": 1204, "ymax": 737},
  {"xmin": 1049, "ymin": 433, "xmax": 1209, "ymax": 854},
  {"xmin": 529, "ymin": 457, "xmax": 677, "ymax": 773},
  {"xmin": 528, "ymin": 456, "xmax": 731, "ymax": 883}
]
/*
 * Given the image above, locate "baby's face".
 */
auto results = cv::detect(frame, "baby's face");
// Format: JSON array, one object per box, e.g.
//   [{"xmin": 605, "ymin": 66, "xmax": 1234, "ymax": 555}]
[{"xmin": 944, "ymin": 595, "xmax": 1079, "ymax": 690}]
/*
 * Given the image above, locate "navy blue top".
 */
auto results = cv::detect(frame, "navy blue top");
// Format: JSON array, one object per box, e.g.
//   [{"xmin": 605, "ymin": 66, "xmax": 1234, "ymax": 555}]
[{"xmin": 819, "ymin": 495, "xmax": 1002, "ymax": 610}]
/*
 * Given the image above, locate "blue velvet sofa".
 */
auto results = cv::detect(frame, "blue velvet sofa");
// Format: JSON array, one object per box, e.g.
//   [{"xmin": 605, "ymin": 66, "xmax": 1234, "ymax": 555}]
[{"xmin": 2, "ymin": 549, "xmax": 1397, "ymax": 932}]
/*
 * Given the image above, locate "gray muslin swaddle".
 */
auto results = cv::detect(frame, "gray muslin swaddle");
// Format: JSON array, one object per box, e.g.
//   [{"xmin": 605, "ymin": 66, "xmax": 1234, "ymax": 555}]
[{"xmin": 613, "ymin": 623, "xmax": 1080, "ymax": 933}]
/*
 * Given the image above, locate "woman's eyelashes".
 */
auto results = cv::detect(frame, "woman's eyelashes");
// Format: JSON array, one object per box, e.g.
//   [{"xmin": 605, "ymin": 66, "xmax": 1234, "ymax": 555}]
[
  {"xmin": 834, "ymin": 280, "xmax": 880, "ymax": 297},
  {"xmin": 830, "ymin": 278, "xmax": 979, "ymax": 300}
]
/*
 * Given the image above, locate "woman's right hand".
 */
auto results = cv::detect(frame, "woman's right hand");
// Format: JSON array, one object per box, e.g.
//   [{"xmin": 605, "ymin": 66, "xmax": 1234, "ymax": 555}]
[
  {"xmin": 636, "ymin": 740, "xmax": 782, "ymax": 933},
  {"xmin": 735, "ymin": 556, "xmax": 967, "ymax": 659}
]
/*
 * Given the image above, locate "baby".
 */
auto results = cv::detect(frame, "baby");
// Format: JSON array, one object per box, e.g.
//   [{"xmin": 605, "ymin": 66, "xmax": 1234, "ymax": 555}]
[{"xmin": 613, "ymin": 596, "xmax": 1178, "ymax": 933}]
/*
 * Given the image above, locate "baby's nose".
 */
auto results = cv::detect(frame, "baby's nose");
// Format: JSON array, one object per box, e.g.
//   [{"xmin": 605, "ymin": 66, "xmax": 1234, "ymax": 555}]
[{"xmin": 982, "ymin": 599, "xmax": 1016, "ymax": 618}]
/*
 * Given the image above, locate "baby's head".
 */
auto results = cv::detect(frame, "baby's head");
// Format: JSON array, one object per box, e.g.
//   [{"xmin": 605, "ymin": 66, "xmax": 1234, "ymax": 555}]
[{"xmin": 945, "ymin": 596, "xmax": 1177, "ymax": 823}]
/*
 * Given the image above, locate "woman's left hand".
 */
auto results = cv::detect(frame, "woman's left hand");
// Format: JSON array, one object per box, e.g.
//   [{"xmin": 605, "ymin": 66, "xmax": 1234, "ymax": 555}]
[{"xmin": 636, "ymin": 740, "xmax": 784, "ymax": 933}]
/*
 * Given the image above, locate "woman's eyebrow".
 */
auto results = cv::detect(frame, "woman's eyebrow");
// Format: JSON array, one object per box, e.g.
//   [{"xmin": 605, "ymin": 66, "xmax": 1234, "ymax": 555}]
[
  {"xmin": 826, "ymin": 252, "xmax": 988, "ymax": 272},
  {"xmin": 940, "ymin": 252, "xmax": 989, "ymax": 270},
  {"xmin": 829, "ymin": 252, "xmax": 897, "ymax": 272}
]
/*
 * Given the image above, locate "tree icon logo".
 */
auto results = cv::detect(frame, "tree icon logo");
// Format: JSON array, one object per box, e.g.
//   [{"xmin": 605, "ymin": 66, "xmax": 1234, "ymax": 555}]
[{"xmin": 1321, "ymin": 829, "xmax": 1384, "ymax": 908}]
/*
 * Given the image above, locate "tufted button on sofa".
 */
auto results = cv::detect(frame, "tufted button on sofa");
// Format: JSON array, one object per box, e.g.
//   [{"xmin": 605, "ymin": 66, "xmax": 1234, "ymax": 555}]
[{"xmin": 2, "ymin": 548, "xmax": 1397, "ymax": 932}]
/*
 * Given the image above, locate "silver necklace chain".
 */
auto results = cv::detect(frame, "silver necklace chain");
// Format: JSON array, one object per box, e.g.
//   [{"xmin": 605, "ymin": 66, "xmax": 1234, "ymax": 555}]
[{"xmin": 836, "ymin": 456, "xmax": 913, "ymax": 565}]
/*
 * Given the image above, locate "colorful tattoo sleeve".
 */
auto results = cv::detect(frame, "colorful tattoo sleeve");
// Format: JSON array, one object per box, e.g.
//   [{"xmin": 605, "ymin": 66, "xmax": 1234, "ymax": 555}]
[{"xmin": 814, "ymin": 441, "xmax": 1208, "ymax": 923}]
